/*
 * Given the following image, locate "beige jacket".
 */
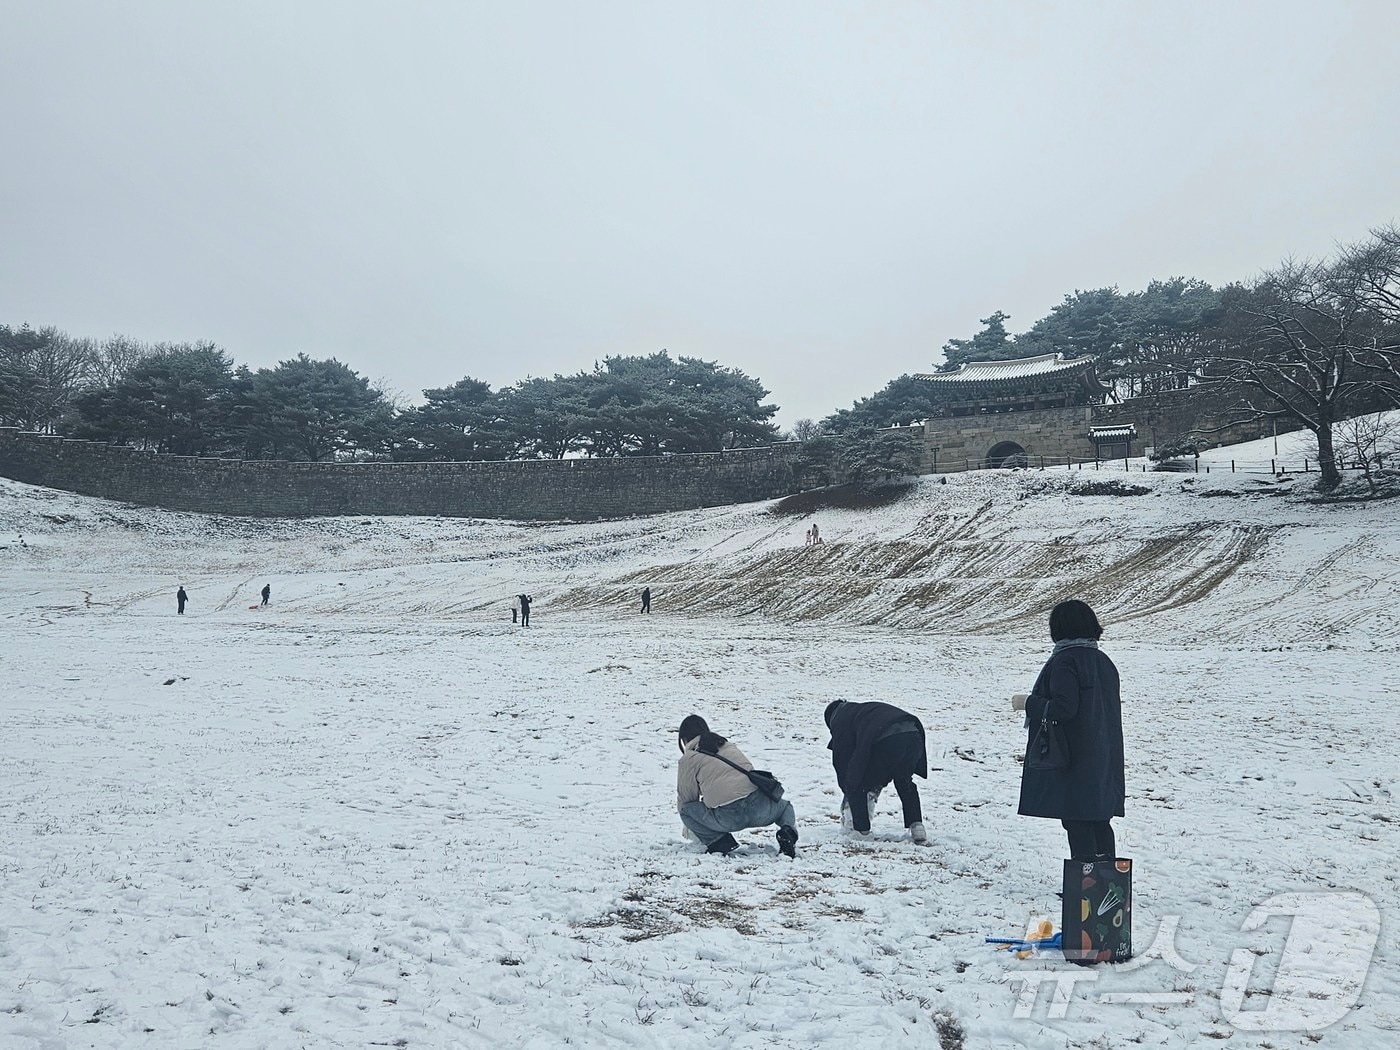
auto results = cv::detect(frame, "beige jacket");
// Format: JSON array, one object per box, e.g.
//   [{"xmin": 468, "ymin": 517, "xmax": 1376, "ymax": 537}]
[{"xmin": 677, "ymin": 737, "xmax": 756, "ymax": 811}]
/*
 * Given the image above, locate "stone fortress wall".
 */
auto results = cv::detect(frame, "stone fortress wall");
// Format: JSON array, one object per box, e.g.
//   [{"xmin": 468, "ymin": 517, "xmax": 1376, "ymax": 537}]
[
  {"xmin": 0, "ymin": 428, "xmax": 805, "ymax": 520},
  {"xmin": 906, "ymin": 386, "xmax": 1278, "ymax": 473},
  {"xmin": 0, "ymin": 387, "xmax": 1278, "ymax": 520}
]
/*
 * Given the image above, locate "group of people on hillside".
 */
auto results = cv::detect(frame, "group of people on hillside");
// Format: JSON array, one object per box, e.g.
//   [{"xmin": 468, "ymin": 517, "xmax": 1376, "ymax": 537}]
[
  {"xmin": 176, "ymin": 582, "xmax": 271, "ymax": 614},
  {"xmin": 675, "ymin": 599, "xmax": 1124, "ymax": 863},
  {"xmin": 804, "ymin": 521, "xmax": 823, "ymax": 546},
  {"xmin": 504, "ymin": 587, "xmax": 653, "ymax": 625}
]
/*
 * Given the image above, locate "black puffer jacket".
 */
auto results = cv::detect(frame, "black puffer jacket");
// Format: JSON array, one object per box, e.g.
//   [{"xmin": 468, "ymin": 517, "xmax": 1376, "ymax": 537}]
[
  {"xmin": 827, "ymin": 701, "xmax": 928, "ymax": 798},
  {"xmin": 1017, "ymin": 644, "xmax": 1125, "ymax": 821}
]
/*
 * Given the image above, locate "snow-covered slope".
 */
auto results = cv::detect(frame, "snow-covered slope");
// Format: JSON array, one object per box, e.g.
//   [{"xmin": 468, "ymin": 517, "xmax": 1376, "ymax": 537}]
[
  {"xmin": 0, "ymin": 471, "xmax": 1396, "ymax": 1049},
  {"xmin": 3, "ymin": 467, "xmax": 1395, "ymax": 646}
]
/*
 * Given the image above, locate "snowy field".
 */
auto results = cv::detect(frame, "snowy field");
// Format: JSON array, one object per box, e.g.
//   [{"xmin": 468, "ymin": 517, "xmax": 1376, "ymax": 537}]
[{"xmin": 1, "ymin": 468, "xmax": 1397, "ymax": 1049}]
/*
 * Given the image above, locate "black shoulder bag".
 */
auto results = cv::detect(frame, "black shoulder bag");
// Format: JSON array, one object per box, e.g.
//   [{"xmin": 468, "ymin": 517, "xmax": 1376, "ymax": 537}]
[
  {"xmin": 1026, "ymin": 689, "xmax": 1070, "ymax": 772},
  {"xmin": 703, "ymin": 750, "xmax": 786, "ymax": 802}
]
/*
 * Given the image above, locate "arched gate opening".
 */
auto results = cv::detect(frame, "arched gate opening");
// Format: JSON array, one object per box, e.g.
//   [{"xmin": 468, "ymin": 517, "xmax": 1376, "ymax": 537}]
[{"xmin": 986, "ymin": 441, "xmax": 1029, "ymax": 469}]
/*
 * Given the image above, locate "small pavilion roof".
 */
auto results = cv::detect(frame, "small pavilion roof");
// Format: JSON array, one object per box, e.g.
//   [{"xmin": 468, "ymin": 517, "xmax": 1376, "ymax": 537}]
[{"xmin": 1089, "ymin": 425, "xmax": 1137, "ymax": 442}]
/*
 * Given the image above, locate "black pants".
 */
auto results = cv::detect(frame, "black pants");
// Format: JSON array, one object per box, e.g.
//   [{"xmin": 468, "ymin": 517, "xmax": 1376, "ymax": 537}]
[
  {"xmin": 850, "ymin": 731, "xmax": 924, "ymax": 829},
  {"xmin": 521, "ymin": 609, "xmax": 530, "ymax": 626},
  {"xmin": 1062, "ymin": 819, "xmax": 1115, "ymax": 860}
]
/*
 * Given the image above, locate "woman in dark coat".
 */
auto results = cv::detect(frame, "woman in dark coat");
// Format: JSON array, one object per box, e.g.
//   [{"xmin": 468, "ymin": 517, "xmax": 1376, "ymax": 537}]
[{"xmin": 1017, "ymin": 600, "xmax": 1124, "ymax": 860}]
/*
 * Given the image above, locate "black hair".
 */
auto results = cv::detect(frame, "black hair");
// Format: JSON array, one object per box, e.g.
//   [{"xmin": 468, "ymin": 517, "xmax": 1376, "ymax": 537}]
[
  {"xmin": 1049, "ymin": 599, "xmax": 1103, "ymax": 642},
  {"xmin": 678, "ymin": 714, "xmax": 728, "ymax": 754}
]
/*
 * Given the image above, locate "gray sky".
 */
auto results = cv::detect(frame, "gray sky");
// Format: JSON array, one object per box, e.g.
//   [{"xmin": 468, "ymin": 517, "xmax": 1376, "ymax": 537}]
[{"xmin": 3, "ymin": 1, "xmax": 1398, "ymax": 427}]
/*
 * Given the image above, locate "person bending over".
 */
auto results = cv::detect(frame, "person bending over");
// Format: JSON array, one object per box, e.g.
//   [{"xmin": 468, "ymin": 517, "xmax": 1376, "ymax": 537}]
[{"xmin": 825, "ymin": 700, "xmax": 929, "ymax": 844}]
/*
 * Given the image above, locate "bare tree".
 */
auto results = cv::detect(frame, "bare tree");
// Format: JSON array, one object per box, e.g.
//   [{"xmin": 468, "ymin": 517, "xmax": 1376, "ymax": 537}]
[
  {"xmin": 30, "ymin": 331, "xmax": 96, "ymax": 430},
  {"xmin": 791, "ymin": 417, "xmax": 820, "ymax": 442},
  {"xmin": 1205, "ymin": 236, "xmax": 1400, "ymax": 489},
  {"xmin": 1337, "ymin": 223, "xmax": 1400, "ymax": 390},
  {"xmin": 0, "ymin": 325, "xmax": 98, "ymax": 432},
  {"xmin": 1323, "ymin": 411, "xmax": 1400, "ymax": 496},
  {"xmin": 88, "ymin": 334, "xmax": 153, "ymax": 388}
]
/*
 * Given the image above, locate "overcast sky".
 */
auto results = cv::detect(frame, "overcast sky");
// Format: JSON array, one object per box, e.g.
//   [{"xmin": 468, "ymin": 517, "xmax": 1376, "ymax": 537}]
[{"xmin": 3, "ymin": 1, "xmax": 1397, "ymax": 426}]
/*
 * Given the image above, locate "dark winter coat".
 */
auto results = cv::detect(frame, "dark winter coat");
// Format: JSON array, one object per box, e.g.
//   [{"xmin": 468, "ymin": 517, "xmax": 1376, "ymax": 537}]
[
  {"xmin": 827, "ymin": 701, "xmax": 928, "ymax": 799},
  {"xmin": 1017, "ymin": 644, "xmax": 1124, "ymax": 821}
]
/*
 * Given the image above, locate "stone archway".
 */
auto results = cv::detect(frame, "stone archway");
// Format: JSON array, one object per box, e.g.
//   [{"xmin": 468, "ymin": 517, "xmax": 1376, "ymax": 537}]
[{"xmin": 986, "ymin": 441, "xmax": 1029, "ymax": 469}]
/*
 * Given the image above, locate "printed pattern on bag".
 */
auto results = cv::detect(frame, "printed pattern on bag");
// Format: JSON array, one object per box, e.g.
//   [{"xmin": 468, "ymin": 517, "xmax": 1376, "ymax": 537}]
[{"xmin": 1062, "ymin": 858, "xmax": 1133, "ymax": 964}]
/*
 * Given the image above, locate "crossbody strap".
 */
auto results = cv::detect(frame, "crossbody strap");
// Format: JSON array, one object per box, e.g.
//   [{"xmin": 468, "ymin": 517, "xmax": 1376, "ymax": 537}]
[{"xmin": 701, "ymin": 749, "xmax": 756, "ymax": 778}]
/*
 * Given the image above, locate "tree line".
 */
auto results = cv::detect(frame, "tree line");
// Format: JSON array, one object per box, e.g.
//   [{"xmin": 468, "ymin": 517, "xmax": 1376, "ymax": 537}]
[
  {"xmin": 819, "ymin": 225, "xmax": 1400, "ymax": 489},
  {"xmin": 0, "ymin": 337, "xmax": 780, "ymax": 463},
  {"xmin": 6, "ymin": 225, "xmax": 1398, "ymax": 487}
]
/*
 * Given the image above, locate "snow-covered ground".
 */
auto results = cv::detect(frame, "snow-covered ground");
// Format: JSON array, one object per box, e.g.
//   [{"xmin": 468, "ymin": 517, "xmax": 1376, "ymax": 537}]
[
  {"xmin": 1, "ymin": 468, "xmax": 1396, "ymax": 1049},
  {"xmin": 1081, "ymin": 408, "xmax": 1400, "ymax": 475}
]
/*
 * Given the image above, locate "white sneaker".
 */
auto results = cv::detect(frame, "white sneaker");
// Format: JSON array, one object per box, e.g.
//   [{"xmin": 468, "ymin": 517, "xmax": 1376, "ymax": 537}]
[{"xmin": 909, "ymin": 822, "xmax": 928, "ymax": 845}]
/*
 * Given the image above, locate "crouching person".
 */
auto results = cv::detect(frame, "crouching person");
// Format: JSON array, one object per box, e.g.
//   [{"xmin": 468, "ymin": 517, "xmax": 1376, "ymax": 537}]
[
  {"xmin": 676, "ymin": 715, "xmax": 799, "ymax": 857},
  {"xmin": 824, "ymin": 701, "xmax": 929, "ymax": 844}
]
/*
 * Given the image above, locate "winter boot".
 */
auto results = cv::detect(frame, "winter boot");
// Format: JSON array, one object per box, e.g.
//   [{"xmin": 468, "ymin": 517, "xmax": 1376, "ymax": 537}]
[
  {"xmin": 776, "ymin": 825, "xmax": 799, "ymax": 858},
  {"xmin": 909, "ymin": 821, "xmax": 929, "ymax": 845},
  {"xmin": 705, "ymin": 832, "xmax": 740, "ymax": 855}
]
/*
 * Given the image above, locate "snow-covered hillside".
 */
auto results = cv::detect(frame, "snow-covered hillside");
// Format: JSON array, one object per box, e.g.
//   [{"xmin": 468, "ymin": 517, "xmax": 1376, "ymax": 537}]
[{"xmin": 1, "ymin": 470, "xmax": 1396, "ymax": 1049}]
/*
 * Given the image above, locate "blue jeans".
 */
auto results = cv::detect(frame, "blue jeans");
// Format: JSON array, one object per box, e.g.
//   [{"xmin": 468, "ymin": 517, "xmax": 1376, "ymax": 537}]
[{"xmin": 680, "ymin": 791, "xmax": 797, "ymax": 846}]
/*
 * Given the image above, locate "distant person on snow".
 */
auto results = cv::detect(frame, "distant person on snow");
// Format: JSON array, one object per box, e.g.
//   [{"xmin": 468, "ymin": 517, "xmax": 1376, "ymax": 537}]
[
  {"xmin": 260, "ymin": 583, "xmax": 271, "ymax": 607},
  {"xmin": 1017, "ymin": 599, "xmax": 1124, "ymax": 861},
  {"xmin": 804, "ymin": 526, "xmax": 813, "ymax": 546},
  {"xmin": 519, "ymin": 593, "xmax": 531, "ymax": 627},
  {"xmin": 512, "ymin": 595, "xmax": 520, "ymax": 624},
  {"xmin": 641, "ymin": 587, "xmax": 651, "ymax": 614},
  {"xmin": 825, "ymin": 700, "xmax": 929, "ymax": 844},
  {"xmin": 177, "ymin": 586, "xmax": 188, "ymax": 615},
  {"xmin": 811, "ymin": 522, "xmax": 822, "ymax": 545},
  {"xmin": 676, "ymin": 715, "xmax": 798, "ymax": 857}
]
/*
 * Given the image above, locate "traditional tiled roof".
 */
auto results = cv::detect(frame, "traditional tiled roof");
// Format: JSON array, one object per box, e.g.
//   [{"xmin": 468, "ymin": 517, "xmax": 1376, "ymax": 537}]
[
  {"xmin": 915, "ymin": 353, "xmax": 1099, "ymax": 384},
  {"xmin": 1089, "ymin": 425, "xmax": 1137, "ymax": 442}
]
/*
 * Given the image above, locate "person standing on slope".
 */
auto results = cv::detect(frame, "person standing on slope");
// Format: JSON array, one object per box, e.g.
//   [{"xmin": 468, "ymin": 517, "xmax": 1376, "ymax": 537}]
[
  {"xmin": 177, "ymin": 586, "xmax": 188, "ymax": 615},
  {"xmin": 260, "ymin": 583, "xmax": 271, "ymax": 607},
  {"xmin": 641, "ymin": 587, "xmax": 651, "ymax": 614},
  {"xmin": 676, "ymin": 715, "xmax": 798, "ymax": 857},
  {"xmin": 519, "ymin": 593, "xmax": 531, "ymax": 627},
  {"xmin": 1017, "ymin": 599, "xmax": 1124, "ymax": 860},
  {"xmin": 824, "ymin": 700, "xmax": 929, "ymax": 844}
]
